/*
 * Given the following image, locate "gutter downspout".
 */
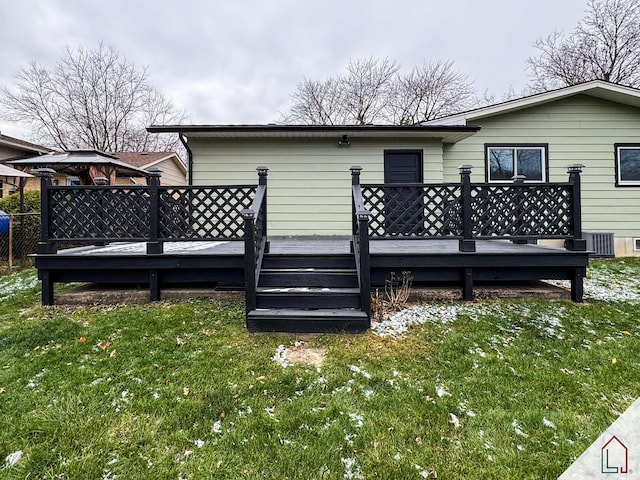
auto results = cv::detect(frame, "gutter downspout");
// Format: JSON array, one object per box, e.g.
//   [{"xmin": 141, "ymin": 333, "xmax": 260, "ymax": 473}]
[{"xmin": 179, "ymin": 133, "xmax": 193, "ymax": 186}]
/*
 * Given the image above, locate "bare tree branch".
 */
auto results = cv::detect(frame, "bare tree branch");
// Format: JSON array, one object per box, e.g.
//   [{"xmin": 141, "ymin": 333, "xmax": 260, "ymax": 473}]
[
  {"xmin": 527, "ymin": 0, "xmax": 640, "ymax": 90},
  {"xmin": 0, "ymin": 42, "xmax": 189, "ymax": 153},
  {"xmin": 281, "ymin": 57, "xmax": 474, "ymax": 125}
]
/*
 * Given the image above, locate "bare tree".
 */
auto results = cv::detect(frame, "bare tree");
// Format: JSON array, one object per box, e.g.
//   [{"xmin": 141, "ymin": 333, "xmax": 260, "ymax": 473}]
[
  {"xmin": 281, "ymin": 57, "xmax": 473, "ymax": 125},
  {"xmin": 527, "ymin": 0, "xmax": 640, "ymax": 91},
  {"xmin": 339, "ymin": 57, "xmax": 399, "ymax": 124},
  {"xmin": 388, "ymin": 60, "xmax": 475, "ymax": 125},
  {"xmin": 0, "ymin": 42, "xmax": 188, "ymax": 152}
]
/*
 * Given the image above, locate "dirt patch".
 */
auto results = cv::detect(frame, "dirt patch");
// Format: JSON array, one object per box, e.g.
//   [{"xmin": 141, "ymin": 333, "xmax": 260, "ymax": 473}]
[
  {"xmin": 56, "ymin": 284, "xmax": 243, "ymax": 305},
  {"xmin": 286, "ymin": 343, "xmax": 327, "ymax": 368}
]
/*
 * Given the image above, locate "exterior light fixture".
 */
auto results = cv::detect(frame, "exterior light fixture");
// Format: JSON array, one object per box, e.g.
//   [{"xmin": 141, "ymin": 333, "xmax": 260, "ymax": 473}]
[{"xmin": 338, "ymin": 135, "xmax": 351, "ymax": 147}]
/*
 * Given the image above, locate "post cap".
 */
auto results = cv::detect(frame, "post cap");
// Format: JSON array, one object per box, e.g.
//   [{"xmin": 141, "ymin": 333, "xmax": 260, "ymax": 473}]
[
  {"xmin": 511, "ymin": 174, "xmax": 527, "ymax": 183},
  {"xmin": 94, "ymin": 176, "xmax": 109, "ymax": 185},
  {"xmin": 566, "ymin": 164, "xmax": 585, "ymax": 173},
  {"xmin": 256, "ymin": 166, "xmax": 269, "ymax": 174},
  {"xmin": 458, "ymin": 164, "xmax": 473, "ymax": 174},
  {"xmin": 241, "ymin": 208, "xmax": 256, "ymax": 219},
  {"xmin": 350, "ymin": 165, "xmax": 363, "ymax": 173},
  {"xmin": 147, "ymin": 167, "xmax": 163, "ymax": 177}
]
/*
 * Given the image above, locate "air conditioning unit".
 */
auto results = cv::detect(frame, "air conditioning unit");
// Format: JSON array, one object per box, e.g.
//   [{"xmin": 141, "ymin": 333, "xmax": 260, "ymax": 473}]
[{"xmin": 583, "ymin": 232, "xmax": 615, "ymax": 258}]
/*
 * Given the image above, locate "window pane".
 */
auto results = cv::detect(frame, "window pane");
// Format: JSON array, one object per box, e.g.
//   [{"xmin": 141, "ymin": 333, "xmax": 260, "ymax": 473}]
[
  {"xmin": 489, "ymin": 149, "xmax": 514, "ymax": 180},
  {"xmin": 620, "ymin": 148, "xmax": 640, "ymax": 182},
  {"xmin": 517, "ymin": 149, "xmax": 543, "ymax": 181}
]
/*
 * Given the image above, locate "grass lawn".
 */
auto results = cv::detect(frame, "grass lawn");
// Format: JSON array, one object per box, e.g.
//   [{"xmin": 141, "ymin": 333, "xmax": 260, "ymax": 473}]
[{"xmin": 1, "ymin": 260, "xmax": 639, "ymax": 479}]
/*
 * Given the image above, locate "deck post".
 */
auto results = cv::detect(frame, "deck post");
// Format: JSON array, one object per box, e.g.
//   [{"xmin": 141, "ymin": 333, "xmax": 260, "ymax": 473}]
[
  {"xmin": 564, "ymin": 164, "xmax": 587, "ymax": 251},
  {"xmin": 511, "ymin": 175, "xmax": 528, "ymax": 244},
  {"xmin": 149, "ymin": 270, "xmax": 160, "ymax": 302},
  {"xmin": 357, "ymin": 211, "xmax": 372, "ymax": 318},
  {"xmin": 242, "ymin": 209, "xmax": 257, "ymax": 313},
  {"xmin": 147, "ymin": 168, "xmax": 163, "ymax": 255},
  {"xmin": 350, "ymin": 166, "xmax": 362, "ymax": 253},
  {"xmin": 34, "ymin": 168, "xmax": 57, "ymax": 254},
  {"xmin": 257, "ymin": 166, "xmax": 269, "ymax": 253},
  {"xmin": 463, "ymin": 267, "xmax": 474, "ymax": 301},
  {"xmin": 458, "ymin": 165, "xmax": 476, "ymax": 252},
  {"xmin": 571, "ymin": 266, "xmax": 585, "ymax": 302},
  {"xmin": 93, "ymin": 177, "xmax": 109, "ymax": 246}
]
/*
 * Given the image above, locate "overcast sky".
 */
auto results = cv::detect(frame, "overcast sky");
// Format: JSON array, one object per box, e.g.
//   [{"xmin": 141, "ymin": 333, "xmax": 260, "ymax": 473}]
[{"xmin": 0, "ymin": 0, "xmax": 590, "ymax": 140}]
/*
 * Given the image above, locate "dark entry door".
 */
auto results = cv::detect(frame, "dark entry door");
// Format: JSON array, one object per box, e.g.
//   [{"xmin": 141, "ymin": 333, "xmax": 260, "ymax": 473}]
[{"xmin": 383, "ymin": 150, "xmax": 423, "ymax": 234}]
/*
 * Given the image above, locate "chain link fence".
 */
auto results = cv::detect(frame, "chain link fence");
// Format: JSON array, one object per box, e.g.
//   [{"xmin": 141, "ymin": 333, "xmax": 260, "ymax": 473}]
[{"xmin": 0, "ymin": 212, "xmax": 40, "ymax": 273}]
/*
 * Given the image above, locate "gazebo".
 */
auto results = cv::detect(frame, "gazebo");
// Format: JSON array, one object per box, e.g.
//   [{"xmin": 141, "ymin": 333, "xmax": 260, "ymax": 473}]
[{"xmin": 8, "ymin": 150, "xmax": 150, "ymax": 185}]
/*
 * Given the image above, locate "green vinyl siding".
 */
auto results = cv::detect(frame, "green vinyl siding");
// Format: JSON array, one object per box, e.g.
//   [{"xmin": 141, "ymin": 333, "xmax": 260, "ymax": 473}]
[
  {"xmin": 443, "ymin": 94, "xmax": 640, "ymax": 238},
  {"xmin": 190, "ymin": 137, "xmax": 443, "ymax": 235}
]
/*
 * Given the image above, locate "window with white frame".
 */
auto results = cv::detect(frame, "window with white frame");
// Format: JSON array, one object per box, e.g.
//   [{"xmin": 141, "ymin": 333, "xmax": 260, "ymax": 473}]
[
  {"xmin": 615, "ymin": 144, "xmax": 640, "ymax": 186},
  {"xmin": 634, "ymin": 238, "xmax": 640, "ymax": 252},
  {"xmin": 485, "ymin": 144, "xmax": 548, "ymax": 182}
]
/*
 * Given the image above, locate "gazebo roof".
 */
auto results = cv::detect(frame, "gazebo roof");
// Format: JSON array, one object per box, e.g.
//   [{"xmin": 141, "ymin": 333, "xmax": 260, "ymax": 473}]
[{"xmin": 7, "ymin": 150, "xmax": 150, "ymax": 177}]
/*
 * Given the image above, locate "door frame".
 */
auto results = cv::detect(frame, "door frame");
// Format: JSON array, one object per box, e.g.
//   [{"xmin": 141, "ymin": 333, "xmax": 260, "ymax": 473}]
[{"xmin": 383, "ymin": 149, "xmax": 424, "ymax": 184}]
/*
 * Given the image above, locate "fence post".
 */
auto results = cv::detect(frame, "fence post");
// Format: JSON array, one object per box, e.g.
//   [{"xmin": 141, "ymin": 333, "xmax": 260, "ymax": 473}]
[
  {"xmin": 458, "ymin": 165, "xmax": 476, "ymax": 252},
  {"xmin": 34, "ymin": 168, "xmax": 57, "ymax": 254},
  {"xmin": 565, "ymin": 164, "xmax": 586, "ymax": 251},
  {"xmin": 147, "ymin": 168, "xmax": 163, "ymax": 254},
  {"xmin": 242, "ymin": 209, "xmax": 257, "ymax": 313},
  {"xmin": 257, "ymin": 166, "xmax": 269, "ymax": 252}
]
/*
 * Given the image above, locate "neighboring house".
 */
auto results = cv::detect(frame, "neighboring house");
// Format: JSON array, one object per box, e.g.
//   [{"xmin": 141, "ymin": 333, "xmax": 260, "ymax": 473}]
[
  {"xmin": 149, "ymin": 80, "xmax": 640, "ymax": 256},
  {"xmin": 0, "ymin": 132, "xmax": 51, "ymax": 197},
  {"xmin": 112, "ymin": 151, "xmax": 186, "ymax": 185},
  {"xmin": 425, "ymin": 80, "xmax": 640, "ymax": 256}
]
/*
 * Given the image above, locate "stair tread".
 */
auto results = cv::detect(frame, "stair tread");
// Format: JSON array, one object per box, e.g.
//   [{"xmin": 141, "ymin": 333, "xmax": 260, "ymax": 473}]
[
  {"xmin": 248, "ymin": 308, "xmax": 368, "ymax": 318},
  {"xmin": 257, "ymin": 287, "xmax": 360, "ymax": 294},
  {"xmin": 261, "ymin": 268, "xmax": 356, "ymax": 273}
]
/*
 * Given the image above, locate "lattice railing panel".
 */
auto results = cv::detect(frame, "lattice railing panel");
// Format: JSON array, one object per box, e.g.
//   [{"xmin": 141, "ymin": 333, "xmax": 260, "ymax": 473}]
[
  {"xmin": 49, "ymin": 187, "xmax": 150, "ymax": 240},
  {"xmin": 471, "ymin": 184, "xmax": 573, "ymax": 237},
  {"xmin": 158, "ymin": 186, "xmax": 257, "ymax": 240},
  {"xmin": 361, "ymin": 184, "xmax": 462, "ymax": 237}
]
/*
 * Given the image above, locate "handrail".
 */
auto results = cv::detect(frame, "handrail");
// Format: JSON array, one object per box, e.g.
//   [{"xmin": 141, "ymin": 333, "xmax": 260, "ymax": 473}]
[
  {"xmin": 242, "ymin": 167, "xmax": 269, "ymax": 313},
  {"xmin": 350, "ymin": 166, "xmax": 371, "ymax": 317}
]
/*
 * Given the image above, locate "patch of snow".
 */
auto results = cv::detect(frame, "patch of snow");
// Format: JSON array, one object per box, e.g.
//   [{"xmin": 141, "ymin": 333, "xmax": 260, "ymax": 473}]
[
  {"xmin": 348, "ymin": 413, "xmax": 364, "ymax": 428},
  {"xmin": 4, "ymin": 450, "xmax": 23, "ymax": 467},
  {"xmin": 212, "ymin": 420, "xmax": 222, "ymax": 433},
  {"xmin": 436, "ymin": 385, "xmax": 451, "ymax": 397},
  {"xmin": 449, "ymin": 413, "xmax": 460, "ymax": 428},
  {"xmin": 512, "ymin": 419, "xmax": 529, "ymax": 438},
  {"xmin": 372, "ymin": 304, "xmax": 466, "ymax": 337},
  {"xmin": 195, "ymin": 439, "xmax": 205, "ymax": 448},
  {"xmin": 0, "ymin": 271, "xmax": 39, "ymax": 302},
  {"xmin": 272, "ymin": 345, "xmax": 290, "ymax": 368},
  {"xmin": 349, "ymin": 365, "xmax": 371, "ymax": 379},
  {"xmin": 341, "ymin": 457, "xmax": 362, "ymax": 479},
  {"xmin": 542, "ymin": 417, "xmax": 556, "ymax": 429}
]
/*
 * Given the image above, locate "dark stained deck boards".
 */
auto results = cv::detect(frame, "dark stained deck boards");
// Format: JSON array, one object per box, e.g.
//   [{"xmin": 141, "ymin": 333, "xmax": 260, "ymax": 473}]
[{"xmin": 34, "ymin": 236, "xmax": 589, "ymax": 306}]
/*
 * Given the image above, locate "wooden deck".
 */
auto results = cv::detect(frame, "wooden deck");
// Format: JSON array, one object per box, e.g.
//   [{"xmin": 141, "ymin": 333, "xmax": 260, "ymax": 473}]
[{"xmin": 35, "ymin": 236, "xmax": 588, "ymax": 306}]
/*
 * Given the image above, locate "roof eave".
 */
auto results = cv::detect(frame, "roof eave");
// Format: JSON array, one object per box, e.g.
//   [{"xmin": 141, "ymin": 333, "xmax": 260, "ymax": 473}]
[{"xmin": 147, "ymin": 124, "xmax": 480, "ymax": 143}]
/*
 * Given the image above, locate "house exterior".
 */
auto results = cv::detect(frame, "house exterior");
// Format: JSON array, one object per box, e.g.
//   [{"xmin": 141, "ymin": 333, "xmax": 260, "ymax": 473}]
[
  {"xmin": 426, "ymin": 80, "xmax": 640, "ymax": 256},
  {"xmin": 147, "ymin": 125, "xmax": 479, "ymax": 235},
  {"xmin": 0, "ymin": 133, "xmax": 51, "ymax": 197},
  {"xmin": 150, "ymin": 80, "xmax": 640, "ymax": 255},
  {"xmin": 112, "ymin": 151, "xmax": 187, "ymax": 185}
]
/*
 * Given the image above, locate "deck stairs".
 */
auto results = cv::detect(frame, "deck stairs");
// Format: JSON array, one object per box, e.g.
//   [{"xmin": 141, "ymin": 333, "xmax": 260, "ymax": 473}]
[{"xmin": 246, "ymin": 253, "xmax": 370, "ymax": 333}]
